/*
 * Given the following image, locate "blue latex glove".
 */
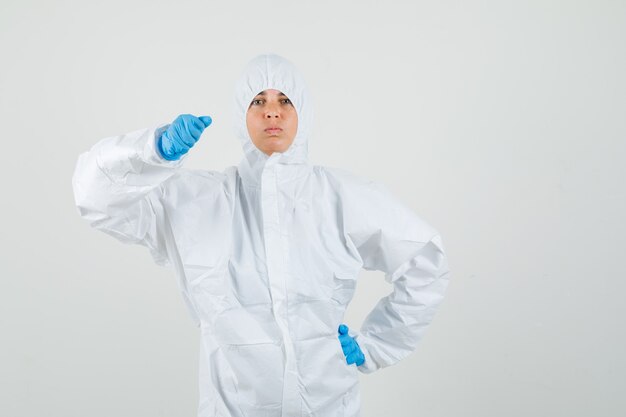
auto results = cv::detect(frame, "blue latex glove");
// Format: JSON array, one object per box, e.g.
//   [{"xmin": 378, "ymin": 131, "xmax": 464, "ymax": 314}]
[
  {"xmin": 338, "ymin": 324, "xmax": 365, "ymax": 366},
  {"xmin": 157, "ymin": 114, "xmax": 212, "ymax": 161}
]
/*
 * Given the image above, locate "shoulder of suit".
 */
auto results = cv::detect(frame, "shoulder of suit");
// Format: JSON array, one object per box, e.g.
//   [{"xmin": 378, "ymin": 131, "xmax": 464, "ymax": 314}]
[{"xmin": 314, "ymin": 165, "xmax": 378, "ymax": 190}]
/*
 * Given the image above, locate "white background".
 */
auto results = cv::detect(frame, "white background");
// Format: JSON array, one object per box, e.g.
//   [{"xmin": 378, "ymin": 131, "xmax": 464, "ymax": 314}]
[{"xmin": 1, "ymin": 0, "xmax": 624, "ymax": 416}]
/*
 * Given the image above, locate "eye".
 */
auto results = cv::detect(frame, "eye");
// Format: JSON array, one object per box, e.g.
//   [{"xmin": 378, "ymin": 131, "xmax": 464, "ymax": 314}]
[{"xmin": 248, "ymin": 98, "xmax": 292, "ymax": 107}]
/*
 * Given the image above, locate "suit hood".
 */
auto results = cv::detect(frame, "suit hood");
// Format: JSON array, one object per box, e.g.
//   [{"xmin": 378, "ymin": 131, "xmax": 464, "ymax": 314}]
[{"xmin": 232, "ymin": 53, "xmax": 314, "ymax": 182}]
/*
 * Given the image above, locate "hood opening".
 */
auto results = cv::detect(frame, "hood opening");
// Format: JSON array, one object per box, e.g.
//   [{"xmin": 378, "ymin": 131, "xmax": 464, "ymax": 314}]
[{"xmin": 232, "ymin": 53, "xmax": 314, "ymax": 166}]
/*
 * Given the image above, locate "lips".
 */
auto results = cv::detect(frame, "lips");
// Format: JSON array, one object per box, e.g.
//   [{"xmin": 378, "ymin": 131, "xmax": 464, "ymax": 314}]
[{"xmin": 265, "ymin": 127, "xmax": 282, "ymax": 133}]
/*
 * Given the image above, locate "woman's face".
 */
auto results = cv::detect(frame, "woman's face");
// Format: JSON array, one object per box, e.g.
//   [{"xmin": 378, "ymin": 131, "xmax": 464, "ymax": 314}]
[{"xmin": 246, "ymin": 89, "xmax": 298, "ymax": 156}]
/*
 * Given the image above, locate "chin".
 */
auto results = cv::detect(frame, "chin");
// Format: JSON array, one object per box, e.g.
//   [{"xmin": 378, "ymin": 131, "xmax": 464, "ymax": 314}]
[{"xmin": 265, "ymin": 147, "xmax": 287, "ymax": 154}]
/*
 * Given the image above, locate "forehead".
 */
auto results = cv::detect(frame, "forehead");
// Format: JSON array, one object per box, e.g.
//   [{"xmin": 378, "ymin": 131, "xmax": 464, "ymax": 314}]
[{"xmin": 254, "ymin": 89, "xmax": 289, "ymax": 97}]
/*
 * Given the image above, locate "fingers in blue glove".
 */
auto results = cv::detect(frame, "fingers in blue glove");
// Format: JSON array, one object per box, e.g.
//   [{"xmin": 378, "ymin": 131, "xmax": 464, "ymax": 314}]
[
  {"xmin": 199, "ymin": 115, "xmax": 212, "ymax": 127},
  {"xmin": 159, "ymin": 113, "xmax": 212, "ymax": 160},
  {"xmin": 347, "ymin": 349, "xmax": 365, "ymax": 366},
  {"xmin": 342, "ymin": 343, "xmax": 357, "ymax": 356},
  {"xmin": 189, "ymin": 116, "xmax": 207, "ymax": 135},
  {"xmin": 172, "ymin": 116, "xmax": 197, "ymax": 146},
  {"xmin": 187, "ymin": 125, "xmax": 202, "ymax": 143},
  {"xmin": 337, "ymin": 323, "xmax": 365, "ymax": 366}
]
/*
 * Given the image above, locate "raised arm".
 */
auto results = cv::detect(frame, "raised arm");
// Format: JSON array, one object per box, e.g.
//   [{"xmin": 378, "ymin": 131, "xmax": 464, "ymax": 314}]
[{"xmin": 71, "ymin": 115, "xmax": 211, "ymax": 266}]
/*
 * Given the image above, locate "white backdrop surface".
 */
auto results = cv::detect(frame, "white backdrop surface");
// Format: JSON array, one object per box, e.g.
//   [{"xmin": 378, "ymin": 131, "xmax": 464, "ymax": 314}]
[{"xmin": 1, "ymin": 1, "xmax": 624, "ymax": 416}]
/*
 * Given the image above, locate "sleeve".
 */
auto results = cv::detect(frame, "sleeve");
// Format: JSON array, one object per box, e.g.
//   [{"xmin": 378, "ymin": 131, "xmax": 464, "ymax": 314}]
[
  {"xmin": 71, "ymin": 123, "xmax": 184, "ymax": 267},
  {"xmin": 339, "ymin": 174, "xmax": 451, "ymax": 374}
]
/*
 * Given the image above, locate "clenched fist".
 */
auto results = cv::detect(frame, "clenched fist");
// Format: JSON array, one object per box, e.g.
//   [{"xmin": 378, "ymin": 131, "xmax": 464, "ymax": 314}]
[{"xmin": 157, "ymin": 114, "xmax": 212, "ymax": 161}]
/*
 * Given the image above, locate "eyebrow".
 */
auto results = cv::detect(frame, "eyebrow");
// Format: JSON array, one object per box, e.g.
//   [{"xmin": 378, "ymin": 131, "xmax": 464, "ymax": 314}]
[{"xmin": 255, "ymin": 91, "xmax": 288, "ymax": 97}]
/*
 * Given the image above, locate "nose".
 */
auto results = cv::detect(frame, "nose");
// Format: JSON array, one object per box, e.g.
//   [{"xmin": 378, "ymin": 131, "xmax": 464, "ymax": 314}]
[{"xmin": 264, "ymin": 102, "xmax": 281, "ymax": 118}]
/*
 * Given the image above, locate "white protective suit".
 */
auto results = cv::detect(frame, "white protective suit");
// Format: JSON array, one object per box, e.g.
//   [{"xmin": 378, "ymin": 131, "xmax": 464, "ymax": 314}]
[{"xmin": 72, "ymin": 53, "xmax": 451, "ymax": 417}]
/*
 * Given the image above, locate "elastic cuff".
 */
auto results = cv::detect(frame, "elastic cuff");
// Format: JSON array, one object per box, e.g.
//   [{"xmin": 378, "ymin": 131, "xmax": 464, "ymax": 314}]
[{"xmin": 351, "ymin": 330, "xmax": 379, "ymax": 374}]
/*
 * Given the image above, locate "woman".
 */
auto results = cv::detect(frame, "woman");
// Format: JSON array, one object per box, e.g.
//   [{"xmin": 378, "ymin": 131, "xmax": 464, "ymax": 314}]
[{"xmin": 72, "ymin": 53, "xmax": 451, "ymax": 417}]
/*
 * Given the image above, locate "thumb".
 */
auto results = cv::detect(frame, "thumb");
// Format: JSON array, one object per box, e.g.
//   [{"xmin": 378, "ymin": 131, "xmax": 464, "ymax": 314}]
[{"xmin": 199, "ymin": 115, "xmax": 212, "ymax": 128}]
